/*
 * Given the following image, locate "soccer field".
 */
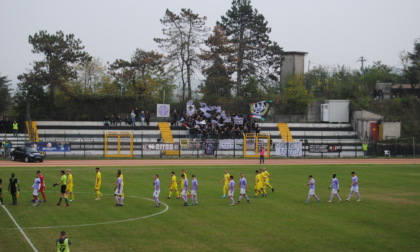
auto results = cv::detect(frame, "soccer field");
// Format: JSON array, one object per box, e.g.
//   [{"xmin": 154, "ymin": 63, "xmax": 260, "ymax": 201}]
[{"xmin": 0, "ymin": 163, "xmax": 419, "ymax": 252}]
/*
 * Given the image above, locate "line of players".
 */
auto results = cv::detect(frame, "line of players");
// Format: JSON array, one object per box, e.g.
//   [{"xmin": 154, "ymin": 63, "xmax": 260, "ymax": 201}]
[
  {"xmin": 153, "ymin": 168, "xmax": 275, "ymax": 207},
  {"xmin": 305, "ymin": 171, "xmax": 361, "ymax": 203}
]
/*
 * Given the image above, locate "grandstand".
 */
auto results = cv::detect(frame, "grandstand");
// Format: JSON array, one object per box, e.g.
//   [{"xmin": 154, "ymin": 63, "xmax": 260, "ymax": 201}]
[{"xmin": 3, "ymin": 121, "xmax": 364, "ymax": 158}]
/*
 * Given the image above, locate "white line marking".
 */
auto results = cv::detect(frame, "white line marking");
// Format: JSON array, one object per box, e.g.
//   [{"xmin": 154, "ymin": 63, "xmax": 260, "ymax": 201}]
[
  {"xmin": 0, "ymin": 192, "xmax": 169, "ymax": 230},
  {"xmin": 1, "ymin": 204, "xmax": 39, "ymax": 252}
]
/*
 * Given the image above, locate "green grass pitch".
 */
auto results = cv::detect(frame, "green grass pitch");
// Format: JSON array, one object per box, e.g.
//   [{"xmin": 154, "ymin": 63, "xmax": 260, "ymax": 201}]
[{"xmin": 0, "ymin": 164, "xmax": 419, "ymax": 252}]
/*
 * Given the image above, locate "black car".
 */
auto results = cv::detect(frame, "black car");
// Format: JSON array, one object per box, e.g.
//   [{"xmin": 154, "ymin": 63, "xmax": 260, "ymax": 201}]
[{"xmin": 11, "ymin": 147, "xmax": 44, "ymax": 162}]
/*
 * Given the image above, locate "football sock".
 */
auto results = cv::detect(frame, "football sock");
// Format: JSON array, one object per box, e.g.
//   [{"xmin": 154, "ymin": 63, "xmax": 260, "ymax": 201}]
[
  {"xmin": 0, "ymin": 198, "xmax": 3, "ymax": 204},
  {"xmin": 41, "ymin": 192, "xmax": 47, "ymax": 201},
  {"xmin": 65, "ymin": 198, "xmax": 69, "ymax": 204},
  {"xmin": 230, "ymin": 197, "xmax": 234, "ymax": 204},
  {"xmin": 245, "ymin": 194, "xmax": 249, "ymax": 200},
  {"xmin": 120, "ymin": 197, "xmax": 124, "ymax": 205},
  {"xmin": 306, "ymin": 195, "xmax": 311, "ymax": 202},
  {"xmin": 58, "ymin": 197, "xmax": 63, "ymax": 204},
  {"xmin": 169, "ymin": 191, "xmax": 173, "ymax": 197},
  {"xmin": 348, "ymin": 192, "xmax": 353, "ymax": 199},
  {"xmin": 356, "ymin": 192, "xmax": 360, "ymax": 200},
  {"xmin": 115, "ymin": 196, "xmax": 119, "ymax": 204},
  {"xmin": 97, "ymin": 191, "xmax": 101, "ymax": 198},
  {"xmin": 314, "ymin": 195, "xmax": 320, "ymax": 200},
  {"xmin": 337, "ymin": 194, "xmax": 342, "ymax": 200},
  {"xmin": 329, "ymin": 194, "xmax": 333, "ymax": 201},
  {"xmin": 238, "ymin": 195, "xmax": 243, "ymax": 201},
  {"xmin": 176, "ymin": 191, "xmax": 179, "ymax": 197},
  {"xmin": 154, "ymin": 197, "xmax": 159, "ymax": 205}
]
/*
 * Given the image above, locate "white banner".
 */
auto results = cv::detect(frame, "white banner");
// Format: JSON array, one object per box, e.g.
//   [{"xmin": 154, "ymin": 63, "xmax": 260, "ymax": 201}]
[
  {"xmin": 156, "ymin": 104, "xmax": 170, "ymax": 117},
  {"xmin": 219, "ymin": 139, "xmax": 242, "ymax": 150},
  {"xmin": 274, "ymin": 142, "xmax": 302, "ymax": 157}
]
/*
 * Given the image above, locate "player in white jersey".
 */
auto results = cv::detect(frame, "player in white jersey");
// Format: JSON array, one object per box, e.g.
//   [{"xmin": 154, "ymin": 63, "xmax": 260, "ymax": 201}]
[
  {"xmin": 181, "ymin": 174, "xmax": 189, "ymax": 206},
  {"xmin": 237, "ymin": 173, "xmax": 250, "ymax": 204},
  {"xmin": 190, "ymin": 175, "xmax": 198, "ymax": 205},
  {"xmin": 153, "ymin": 174, "xmax": 161, "ymax": 207},
  {"xmin": 32, "ymin": 173, "xmax": 41, "ymax": 206},
  {"xmin": 114, "ymin": 171, "xmax": 123, "ymax": 206},
  {"xmin": 328, "ymin": 174, "xmax": 342, "ymax": 203},
  {"xmin": 346, "ymin": 171, "xmax": 361, "ymax": 202},
  {"xmin": 305, "ymin": 175, "xmax": 320, "ymax": 203},
  {"xmin": 228, "ymin": 175, "xmax": 235, "ymax": 205}
]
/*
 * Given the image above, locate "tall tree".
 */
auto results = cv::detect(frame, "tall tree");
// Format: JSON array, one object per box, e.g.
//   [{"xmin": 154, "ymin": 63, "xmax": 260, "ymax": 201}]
[
  {"xmin": 154, "ymin": 9, "xmax": 209, "ymax": 102},
  {"xmin": 72, "ymin": 57, "xmax": 108, "ymax": 93},
  {"xmin": 0, "ymin": 74, "xmax": 12, "ymax": 114},
  {"xmin": 199, "ymin": 25, "xmax": 235, "ymax": 102},
  {"xmin": 218, "ymin": 0, "xmax": 283, "ymax": 94},
  {"xmin": 23, "ymin": 30, "xmax": 90, "ymax": 118},
  {"xmin": 109, "ymin": 49, "xmax": 166, "ymax": 97},
  {"xmin": 401, "ymin": 38, "xmax": 420, "ymax": 91}
]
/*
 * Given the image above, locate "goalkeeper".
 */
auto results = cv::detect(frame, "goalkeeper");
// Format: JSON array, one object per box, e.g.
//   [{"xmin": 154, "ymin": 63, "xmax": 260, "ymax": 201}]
[{"xmin": 53, "ymin": 170, "xmax": 69, "ymax": 207}]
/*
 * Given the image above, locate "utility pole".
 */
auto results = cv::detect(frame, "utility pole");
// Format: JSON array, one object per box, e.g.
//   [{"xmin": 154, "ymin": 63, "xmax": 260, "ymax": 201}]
[{"xmin": 357, "ymin": 56, "xmax": 366, "ymax": 71}]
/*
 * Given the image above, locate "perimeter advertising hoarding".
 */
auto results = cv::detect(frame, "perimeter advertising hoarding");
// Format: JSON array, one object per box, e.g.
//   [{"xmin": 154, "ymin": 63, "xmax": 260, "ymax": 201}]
[
  {"xmin": 27, "ymin": 142, "xmax": 71, "ymax": 152},
  {"xmin": 308, "ymin": 144, "xmax": 342, "ymax": 153}
]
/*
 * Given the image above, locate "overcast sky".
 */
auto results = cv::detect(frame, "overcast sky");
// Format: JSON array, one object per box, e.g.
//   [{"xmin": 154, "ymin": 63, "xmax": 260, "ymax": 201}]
[{"xmin": 1, "ymin": 0, "xmax": 419, "ymax": 92}]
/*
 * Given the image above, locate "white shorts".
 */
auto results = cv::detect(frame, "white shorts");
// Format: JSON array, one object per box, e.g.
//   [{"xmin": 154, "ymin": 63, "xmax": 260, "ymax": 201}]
[
  {"xmin": 32, "ymin": 189, "xmax": 38, "ymax": 196},
  {"xmin": 228, "ymin": 190, "xmax": 234, "ymax": 197},
  {"xmin": 331, "ymin": 189, "xmax": 338, "ymax": 194},
  {"xmin": 191, "ymin": 190, "xmax": 197, "ymax": 196},
  {"xmin": 115, "ymin": 188, "xmax": 123, "ymax": 196},
  {"xmin": 181, "ymin": 190, "xmax": 187, "ymax": 196},
  {"xmin": 308, "ymin": 189, "xmax": 315, "ymax": 196},
  {"xmin": 350, "ymin": 186, "xmax": 359, "ymax": 193},
  {"xmin": 240, "ymin": 188, "xmax": 246, "ymax": 195},
  {"xmin": 153, "ymin": 190, "xmax": 160, "ymax": 197}
]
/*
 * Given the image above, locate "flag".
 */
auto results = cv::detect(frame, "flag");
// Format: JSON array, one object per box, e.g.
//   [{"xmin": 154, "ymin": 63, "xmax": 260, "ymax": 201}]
[
  {"xmin": 249, "ymin": 100, "xmax": 273, "ymax": 120},
  {"xmin": 186, "ymin": 100, "xmax": 195, "ymax": 116}
]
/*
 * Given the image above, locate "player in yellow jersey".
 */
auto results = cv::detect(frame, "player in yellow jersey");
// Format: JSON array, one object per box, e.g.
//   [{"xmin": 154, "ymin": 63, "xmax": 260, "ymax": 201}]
[
  {"xmin": 258, "ymin": 169, "xmax": 267, "ymax": 196},
  {"xmin": 167, "ymin": 171, "xmax": 179, "ymax": 199},
  {"xmin": 254, "ymin": 170, "xmax": 264, "ymax": 197},
  {"xmin": 66, "ymin": 169, "xmax": 74, "ymax": 201},
  {"xmin": 262, "ymin": 167, "xmax": 274, "ymax": 193},
  {"xmin": 220, "ymin": 169, "xmax": 230, "ymax": 198},
  {"xmin": 94, "ymin": 167, "xmax": 103, "ymax": 200},
  {"xmin": 118, "ymin": 169, "xmax": 125, "ymax": 202}
]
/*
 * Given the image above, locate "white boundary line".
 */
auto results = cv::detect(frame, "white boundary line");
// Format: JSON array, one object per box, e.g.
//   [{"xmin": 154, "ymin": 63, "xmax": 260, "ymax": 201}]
[
  {"xmin": 1, "ymin": 205, "xmax": 39, "ymax": 252},
  {"xmin": 0, "ymin": 192, "xmax": 169, "ymax": 230}
]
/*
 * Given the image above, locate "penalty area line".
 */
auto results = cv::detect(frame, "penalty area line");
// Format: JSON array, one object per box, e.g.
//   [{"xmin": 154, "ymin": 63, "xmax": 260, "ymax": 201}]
[{"xmin": 1, "ymin": 204, "xmax": 39, "ymax": 252}]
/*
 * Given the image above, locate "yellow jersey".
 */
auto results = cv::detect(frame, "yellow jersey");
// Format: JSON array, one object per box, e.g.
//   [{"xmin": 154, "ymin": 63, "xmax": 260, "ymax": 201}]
[
  {"xmin": 257, "ymin": 173, "xmax": 264, "ymax": 186},
  {"xmin": 96, "ymin": 172, "xmax": 102, "ymax": 187},
  {"xmin": 262, "ymin": 171, "xmax": 270, "ymax": 181},
  {"xmin": 171, "ymin": 175, "xmax": 177, "ymax": 188},
  {"xmin": 224, "ymin": 173, "xmax": 230, "ymax": 185},
  {"xmin": 67, "ymin": 174, "xmax": 73, "ymax": 187}
]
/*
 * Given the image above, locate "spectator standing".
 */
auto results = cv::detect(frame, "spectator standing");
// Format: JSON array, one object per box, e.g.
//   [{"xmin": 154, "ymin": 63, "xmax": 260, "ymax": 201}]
[
  {"xmin": 12, "ymin": 121, "xmax": 18, "ymax": 136},
  {"xmin": 171, "ymin": 109, "xmax": 178, "ymax": 127},
  {"xmin": 145, "ymin": 111, "xmax": 150, "ymax": 126},
  {"xmin": 130, "ymin": 110, "xmax": 136, "ymax": 127},
  {"xmin": 116, "ymin": 115, "xmax": 122, "ymax": 126},
  {"xmin": 140, "ymin": 111, "xmax": 145, "ymax": 126},
  {"xmin": 110, "ymin": 115, "xmax": 116, "ymax": 125},
  {"xmin": 5, "ymin": 141, "xmax": 12, "ymax": 158},
  {"xmin": 362, "ymin": 142, "xmax": 368, "ymax": 156},
  {"xmin": 259, "ymin": 147, "xmax": 265, "ymax": 164}
]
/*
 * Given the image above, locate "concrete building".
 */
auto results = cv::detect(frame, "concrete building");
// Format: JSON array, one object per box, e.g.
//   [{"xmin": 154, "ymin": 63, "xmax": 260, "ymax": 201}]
[{"xmin": 280, "ymin": 51, "xmax": 307, "ymax": 85}]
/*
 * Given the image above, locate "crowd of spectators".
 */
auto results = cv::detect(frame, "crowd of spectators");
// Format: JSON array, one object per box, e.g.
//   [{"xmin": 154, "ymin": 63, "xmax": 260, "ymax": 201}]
[
  {"xmin": 180, "ymin": 110, "xmax": 261, "ymax": 140},
  {"xmin": 0, "ymin": 116, "xmax": 13, "ymax": 133},
  {"xmin": 103, "ymin": 107, "xmax": 150, "ymax": 127}
]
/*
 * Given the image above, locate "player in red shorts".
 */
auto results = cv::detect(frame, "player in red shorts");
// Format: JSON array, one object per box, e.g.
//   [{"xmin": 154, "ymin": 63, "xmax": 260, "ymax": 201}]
[{"xmin": 36, "ymin": 170, "xmax": 47, "ymax": 203}]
